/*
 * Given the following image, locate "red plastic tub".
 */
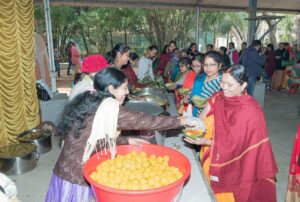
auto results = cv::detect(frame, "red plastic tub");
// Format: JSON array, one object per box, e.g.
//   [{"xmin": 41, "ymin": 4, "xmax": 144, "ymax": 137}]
[{"xmin": 83, "ymin": 144, "xmax": 191, "ymax": 202}]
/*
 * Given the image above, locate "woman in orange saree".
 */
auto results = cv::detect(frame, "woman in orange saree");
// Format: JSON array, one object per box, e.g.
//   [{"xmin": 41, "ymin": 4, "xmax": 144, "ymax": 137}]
[{"xmin": 185, "ymin": 65, "xmax": 278, "ymax": 202}]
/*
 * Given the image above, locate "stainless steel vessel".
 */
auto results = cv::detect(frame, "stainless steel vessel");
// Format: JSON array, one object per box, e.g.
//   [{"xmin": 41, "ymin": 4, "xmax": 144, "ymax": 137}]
[
  {"xmin": 135, "ymin": 87, "xmax": 168, "ymax": 107},
  {"xmin": 124, "ymin": 100, "xmax": 169, "ymax": 145},
  {"xmin": 0, "ymin": 143, "xmax": 39, "ymax": 175},
  {"xmin": 17, "ymin": 128, "xmax": 52, "ymax": 154},
  {"xmin": 125, "ymin": 100, "xmax": 163, "ymax": 116}
]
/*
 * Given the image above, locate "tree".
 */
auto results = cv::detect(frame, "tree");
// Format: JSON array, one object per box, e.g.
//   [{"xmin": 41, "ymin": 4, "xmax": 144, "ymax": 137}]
[
  {"xmin": 228, "ymin": 12, "xmax": 248, "ymax": 45},
  {"xmin": 278, "ymin": 14, "xmax": 294, "ymax": 42},
  {"xmin": 51, "ymin": 6, "xmax": 78, "ymax": 57},
  {"xmin": 295, "ymin": 14, "xmax": 300, "ymax": 44},
  {"xmin": 33, "ymin": 6, "xmax": 258, "ymax": 56},
  {"xmin": 129, "ymin": 9, "xmax": 195, "ymax": 51},
  {"xmin": 34, "ymin": 4, "xmax": 46, "ymax": 35},
  {"xmin": 200, "ymin": 12, "xmax": 247, "ymax": 48},
  {"xmin": 76, "ymin": 8, "xmax": 113, "ymax": 54},
  {"xmin": 261, "ymin": 13, "xmax": 278, "ymax": 46},
  {"xmin": 34, "ymin": 5, "xmax": 79, "ymax": 59}
]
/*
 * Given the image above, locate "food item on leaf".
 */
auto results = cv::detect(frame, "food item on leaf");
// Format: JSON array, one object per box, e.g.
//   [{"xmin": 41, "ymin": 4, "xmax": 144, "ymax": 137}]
[
  {"xmin": 182, "ymin": 129, "xmax": 205, "ymax": 139},
  {"xmin": 165, "ymin": 83, "xmax": 176, "ymax": 90},
  {"xmin": 177, "ymin": 88, "xmax": 191, "ymax": 95},
  {"xmin": 89, "ymin": 151, "xmax": 183, "ymax": 190},
  {"xmin": 191, "ymin": 96, "xmax": 207, "ymax": 108}
]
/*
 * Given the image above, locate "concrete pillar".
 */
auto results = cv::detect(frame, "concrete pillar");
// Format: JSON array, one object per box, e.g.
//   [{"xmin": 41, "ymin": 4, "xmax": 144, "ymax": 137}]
[
  {"xmin": 44, "ymin": 0, "xmax": 57, "ymax": 93},
  {"xmin": 247, "ymin": 0, "xmax": 257, "ymax": 45}
]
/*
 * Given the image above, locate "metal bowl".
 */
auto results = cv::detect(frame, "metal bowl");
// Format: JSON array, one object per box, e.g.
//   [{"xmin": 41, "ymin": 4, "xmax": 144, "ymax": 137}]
[
  {"xmin": 135, "ymin": 88, "xmax": 168, "ymax": 107},
  {"xmin": 0, "ymin": 143, "xmax": 39, "ymax": 175},
  {"xmin": 138, "ymin": 87, "xmax": 165, "ymax": 94},
  {"xmin": 17, "ymin": 128, "xmax": 52, "ymax": 154},
  {"xmin": 125, "ymin": 100, "xmax": 163, "ymax": 116}
]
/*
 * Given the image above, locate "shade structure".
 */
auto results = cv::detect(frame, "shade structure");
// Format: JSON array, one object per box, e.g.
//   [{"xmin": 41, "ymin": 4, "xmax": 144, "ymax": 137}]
[{"xmin": 43, "ymin": 0, "xmax": 300, "ymax": 12}]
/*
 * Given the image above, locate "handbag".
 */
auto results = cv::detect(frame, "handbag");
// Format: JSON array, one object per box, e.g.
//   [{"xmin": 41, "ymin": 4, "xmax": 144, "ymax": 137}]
[{"xmin": 36, "ymin": 83, "xmax": 51, "ymax": 101}]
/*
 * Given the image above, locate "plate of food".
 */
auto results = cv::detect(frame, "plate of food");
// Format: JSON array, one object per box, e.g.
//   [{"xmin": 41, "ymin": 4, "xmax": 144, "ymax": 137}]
[
  {"xmin": 191, "ymin": 96, "xmax": 207, "ymax": 108},
  {"xmin": 182, "ymin": 129, "xmax": 205, "ymax": 139},
  {"xmin": 177, "ymin": 88, "xmax": 191, "ymax": 95},
  {"xmin": 165, "ymin": 82, "xmax": 176, "ymax": 90}
]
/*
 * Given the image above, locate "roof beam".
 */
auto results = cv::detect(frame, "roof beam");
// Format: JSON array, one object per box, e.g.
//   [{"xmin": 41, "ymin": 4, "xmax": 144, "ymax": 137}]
[
  {"xmin": 43, "ymin": 0, "xmax": 300, "ymax": 13},
  {"xmin": 49, "ymin": 0, "xmax": 198, "ymax": 9}
]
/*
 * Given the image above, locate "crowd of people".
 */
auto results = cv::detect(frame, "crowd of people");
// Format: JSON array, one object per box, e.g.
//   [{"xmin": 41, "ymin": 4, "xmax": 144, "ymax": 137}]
[
  {"xmin": 57, "ymin": 40, "xmax": 300, "ymax": 97},
  {"xmin": 47, "ymin": 39, "xmax": 300, "ymax": 202}
]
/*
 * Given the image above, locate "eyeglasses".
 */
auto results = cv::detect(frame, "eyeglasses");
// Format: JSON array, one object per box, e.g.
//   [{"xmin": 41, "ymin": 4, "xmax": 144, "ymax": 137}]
[{"xmin": 203, "ymin": 63, "xmax": 218, "ymax": 68}]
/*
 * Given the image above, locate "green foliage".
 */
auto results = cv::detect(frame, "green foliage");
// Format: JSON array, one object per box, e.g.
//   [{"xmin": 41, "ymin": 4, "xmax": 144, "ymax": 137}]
[
  {"xmin": 34, "ymin": 5, "xmax": 295, "ymax": 57},
  {"xmin": 278, "ymin": 14, "xmax": 294, "ymax": 42},
  {"xmin": 34, "ymin": 5, "xmax": 79, "ymax": 59},
  {"xmin": 200, "ymin": 11, "xmax": 247, "ymax": 50},
  {"xmin": 34, "ymin": 5, "xmax": 45, "ymax": 34},
  {"xmin": 128, "ymin": 9, "xmax": 196, "ymax": 51}
]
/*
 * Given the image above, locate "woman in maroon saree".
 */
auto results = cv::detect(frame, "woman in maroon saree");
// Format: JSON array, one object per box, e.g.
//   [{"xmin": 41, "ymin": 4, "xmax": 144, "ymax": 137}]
[{"xmin": 185, "ymin": 65, "xmax": 278, "ymax": 202}]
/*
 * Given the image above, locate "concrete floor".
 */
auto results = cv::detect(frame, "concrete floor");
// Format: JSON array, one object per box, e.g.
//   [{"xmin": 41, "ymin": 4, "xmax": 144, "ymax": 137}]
[
  {"xmin": 8, "ymin": 89, "xmax": 300, "ymax": 202},
  {"xmin": 264, "ymin": 90, "xmax": 300, "ymax": 202}
]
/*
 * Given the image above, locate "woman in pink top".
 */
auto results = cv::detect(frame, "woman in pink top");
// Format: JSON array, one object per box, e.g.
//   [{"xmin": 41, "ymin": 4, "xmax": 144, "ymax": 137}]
[{"xmin": 71, "ymin": 42, "xmax": 81, "ymax": 84}]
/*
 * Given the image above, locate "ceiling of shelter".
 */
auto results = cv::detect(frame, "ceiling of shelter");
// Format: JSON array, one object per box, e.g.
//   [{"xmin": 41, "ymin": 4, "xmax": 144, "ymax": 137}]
[{"xmin": 46, "ymin": 0, "xmax": 300, "ymax": 12}]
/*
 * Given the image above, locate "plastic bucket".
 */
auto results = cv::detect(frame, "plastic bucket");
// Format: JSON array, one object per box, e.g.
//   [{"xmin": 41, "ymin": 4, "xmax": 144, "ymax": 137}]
[{"xmin": 83, "ymin": 144, "xmax": 191, "ymax": 202}]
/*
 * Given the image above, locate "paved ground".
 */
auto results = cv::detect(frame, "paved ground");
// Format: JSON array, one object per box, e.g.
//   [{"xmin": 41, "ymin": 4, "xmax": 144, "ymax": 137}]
[
  {"xmin": 8, "ymin": 69, "xmax": 300, "ymax": 201},
  {"xmin": 55, "ymin": 69, "xmax": 74, "ymax": 95},
  {"xmin": 265, "ymin": 90, "xmax": 300, "ymax": 202}
]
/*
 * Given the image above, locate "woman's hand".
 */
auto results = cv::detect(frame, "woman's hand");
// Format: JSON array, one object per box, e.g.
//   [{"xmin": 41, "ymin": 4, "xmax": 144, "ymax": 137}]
[
  {"xmin": 128, "ymin": 138, "xmax": 150, "ymax": 146},
  {"xmin": 180, "ymin": 116, "xmax": 206, "ymax": 131},
  {"xmin": 184, "ymin": 137, "xmax": 211, "ymax": 146}
]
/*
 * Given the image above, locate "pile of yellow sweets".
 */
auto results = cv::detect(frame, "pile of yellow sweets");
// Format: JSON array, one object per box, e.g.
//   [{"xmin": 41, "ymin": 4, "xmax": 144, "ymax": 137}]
[{"xmin": 90, "ymin": 151, "xmax": 183, "ymax": 190}]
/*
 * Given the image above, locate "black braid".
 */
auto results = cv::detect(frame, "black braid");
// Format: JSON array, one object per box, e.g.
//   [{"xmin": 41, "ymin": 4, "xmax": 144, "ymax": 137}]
[
  {"xmin": 58, "ymin": 91, "xmax": 111, "ymax": 139},
  {"xmin": 58, "ymin": 67, "xmax": 127, "ymax": 139}
]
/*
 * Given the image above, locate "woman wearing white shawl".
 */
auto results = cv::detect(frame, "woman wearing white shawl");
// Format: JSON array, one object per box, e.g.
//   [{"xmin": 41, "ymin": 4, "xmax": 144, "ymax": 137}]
[{"xmin": 46, "ymin": 67, "xmax": 205, "ymax": 202}]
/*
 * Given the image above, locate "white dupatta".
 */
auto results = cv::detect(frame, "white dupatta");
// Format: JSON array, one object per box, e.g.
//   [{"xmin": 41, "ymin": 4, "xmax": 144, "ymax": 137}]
[{"xmin": 82, "ymin": 97, "xmax": 121, "ymax": 164}]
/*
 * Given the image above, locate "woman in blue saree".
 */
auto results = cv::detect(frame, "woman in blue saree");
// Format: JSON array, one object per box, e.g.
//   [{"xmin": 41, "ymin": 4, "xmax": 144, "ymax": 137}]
[{"xmin": 190, "ymin": 51, "xmax": 224, "ymax": 117}]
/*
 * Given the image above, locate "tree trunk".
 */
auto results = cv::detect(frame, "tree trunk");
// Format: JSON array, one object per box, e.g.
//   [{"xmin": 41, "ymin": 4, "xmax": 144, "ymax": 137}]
[
  {"xmin": 205, "ymin": 32, "xmax": 207, "ymax": 47},
  {"xmin": 226, "ymin": 33, "xmax": 229, "ymax": 47},
  {"xmin": 80, "ymin": 26, "xmax": 89, "ymax": 55},
  {"xmin": 110, "ymin": 27, "xmax": 113, "ymax": 49},
  {"xmin": 265, "ymin": 19, "xmax": 277, "ymax": 46},
  {"xmin": 213, "ymin": 28, "xmax": 216, "ymax": 47},
  {"xmin": 231, "ymin": 26, "xmax": 243, "ymax": 45},
  {"xmin": 124, "ymin": 26, "xmax": 127, "ymax": 44},
  {"xmin": 261, "ymin": 12, "xmax": 277, "ymax": 46}
]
